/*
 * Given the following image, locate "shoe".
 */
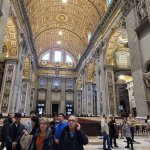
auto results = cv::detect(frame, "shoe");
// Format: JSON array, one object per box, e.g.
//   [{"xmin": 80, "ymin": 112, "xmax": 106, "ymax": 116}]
[
  {"xmin": 131, "ymin": 147, "xmax": 134, "ymax": 150},
  {"xmin": 114, "ymin": 145, "xmax": 118, "ymax": 147},
  {"xmin": 125, "ymin": 146, "xmax": 130, "ymax": 148}
]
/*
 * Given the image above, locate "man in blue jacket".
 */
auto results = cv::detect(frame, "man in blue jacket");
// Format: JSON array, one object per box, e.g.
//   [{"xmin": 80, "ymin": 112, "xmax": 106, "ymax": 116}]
[{"xmin": 54, "ymin": 113, "xmax": 68, "ymax": 150}]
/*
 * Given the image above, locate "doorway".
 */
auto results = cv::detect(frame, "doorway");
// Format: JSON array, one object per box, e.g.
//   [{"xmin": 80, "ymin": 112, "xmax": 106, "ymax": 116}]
[
  {"xmin": 52, "ymin": 104, "xmax": 59, "ymax": 114},
  {"xmin": 36, "ymin": 101, "xmax": 45, "ymax": 115}
]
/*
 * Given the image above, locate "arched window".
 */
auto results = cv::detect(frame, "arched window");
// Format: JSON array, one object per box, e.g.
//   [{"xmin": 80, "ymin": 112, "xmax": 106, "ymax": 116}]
[
  {"xmin": 54, "ymin": 51, "xmax": 62, "ymax": 62},
  {"xmin": 66, "ymin": 55, "xmax": 73, "ymax": 63},
  {"xmin": 42, "ymin": 52, "xmax": 50, "ymax": 61},
  {"xmin": 107, "ymin": 0, "xmax": 113, "ymax": 6},
  {"xmin": 39, "ymin": 49, "xmax": 75, "ymax": 68}
]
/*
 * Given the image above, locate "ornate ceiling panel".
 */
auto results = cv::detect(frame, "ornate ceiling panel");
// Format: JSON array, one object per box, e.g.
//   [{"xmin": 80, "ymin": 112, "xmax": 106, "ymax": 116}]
[
  {"xmin": 105, "ymin": 27, "xmax": 129, "ymax": 65},
  {"xmin": 26, "ymin": 0, "xmax": 106, "ymax": 64}
]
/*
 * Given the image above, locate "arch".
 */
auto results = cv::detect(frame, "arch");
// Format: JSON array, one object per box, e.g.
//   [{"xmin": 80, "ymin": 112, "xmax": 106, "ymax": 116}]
[{"xmin": 104, "ymin": 27, "xmax": 129, "ymax": 66}]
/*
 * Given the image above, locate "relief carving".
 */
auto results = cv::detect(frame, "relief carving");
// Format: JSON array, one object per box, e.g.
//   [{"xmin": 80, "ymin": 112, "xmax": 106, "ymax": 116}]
[
  {"xmin": 107, "ymin": 71, "xmax": 115, "ymax": 115},
  {"xmin": 136, "ymin": 0, "xmax": 148, "ymax": 22},
  {"xmin": 20, "ymin": 82, "xmax": 28, "ymax": 113},
  {"xmin": 1, "ymin": 65, "xmax": 15, "ymax": 113},
  {"xmin": 121, "ymin": 0, "xmax": 134, "ymax": 16}
]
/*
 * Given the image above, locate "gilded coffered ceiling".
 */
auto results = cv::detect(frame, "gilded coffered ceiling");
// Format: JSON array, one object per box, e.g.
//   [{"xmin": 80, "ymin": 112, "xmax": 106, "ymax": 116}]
[{"xmin": 26, "ymin": 0, "xmax": 106, "ymax": 63}]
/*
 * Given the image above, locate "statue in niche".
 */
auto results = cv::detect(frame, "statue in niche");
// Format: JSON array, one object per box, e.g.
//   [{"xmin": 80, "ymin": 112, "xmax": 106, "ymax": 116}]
[
  {"xmin": 143, "ymin": 72, "xmax": 150, "ymax": 87},
  {"xmin": 137, "ymin": 0, "xmax": 148, "ymax": 21}
]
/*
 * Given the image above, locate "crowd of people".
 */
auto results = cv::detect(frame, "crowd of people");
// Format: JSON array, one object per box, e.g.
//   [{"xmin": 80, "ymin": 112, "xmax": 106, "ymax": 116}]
[
  {"xmin": 0, "ymin": 111, "xmax": 149, "ymax": 150},
  {"xmin": 0, "ymin": 111, "xmax": 88, "ymax": 150},
  {"xmin": 101, "ymin": 114, "xmax": 137, "ymax": 150}
]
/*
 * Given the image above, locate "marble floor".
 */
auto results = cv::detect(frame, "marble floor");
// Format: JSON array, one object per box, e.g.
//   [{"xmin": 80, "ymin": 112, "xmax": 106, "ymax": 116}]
[{"xmin": 84, "ymin": 136, "xmax": 150, "ymax": 150}]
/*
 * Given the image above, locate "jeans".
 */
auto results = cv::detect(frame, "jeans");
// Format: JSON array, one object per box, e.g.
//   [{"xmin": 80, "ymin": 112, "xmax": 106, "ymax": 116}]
[
  {"xmin": 126, "ymin": 137, "xmax": 133, "ymax": 148},
  {"xmin": 110, "ymin": 137, "xmax": 117, "ymax": 147},
  {"xmin": 103, "ymin": 132, "xmax": 111, "ymax": 149},
  {"xmin": 130, "ymin": 127, "xmax": 135, "ymax": 141}
]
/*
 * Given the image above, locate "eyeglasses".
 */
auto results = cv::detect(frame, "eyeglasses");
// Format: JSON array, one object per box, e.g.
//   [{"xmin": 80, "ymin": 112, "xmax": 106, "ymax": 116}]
[{"xmin": 68, "ymin": 120, "xmax": 76, "ymax": 122}]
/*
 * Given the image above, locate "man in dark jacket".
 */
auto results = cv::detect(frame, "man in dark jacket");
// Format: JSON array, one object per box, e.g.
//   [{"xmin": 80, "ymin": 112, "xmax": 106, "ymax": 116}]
[
  {"xmin": 6, "ymin": 113, "xmax": 25, "ymax": 150},
  {"xmin": 59, "ymin": 115, "xmax": 88, "ymax": 150},
  {"xmin": 0, "ymin": 113, "xmax": 13, "ymax": 149},
  {"xmin": 49, "ymin": 113, "xmax": 58, "ymax": 135}
]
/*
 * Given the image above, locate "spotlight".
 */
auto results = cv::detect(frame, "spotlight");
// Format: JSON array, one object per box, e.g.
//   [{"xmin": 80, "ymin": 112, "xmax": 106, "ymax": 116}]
[
  {"xmin": 57, "ymin": 41, "xmax": 61, "ymax": 45},
  {"xmin": 59, "ymin": 31, "xmax": 62, "ymax": 35},
  {"xmin": 119, "ymin": 75, "xmax": 125, "ymax": 80},
  {"xmin": 62, "ymin": 0, "xmax": 67, "ymax": 3}
]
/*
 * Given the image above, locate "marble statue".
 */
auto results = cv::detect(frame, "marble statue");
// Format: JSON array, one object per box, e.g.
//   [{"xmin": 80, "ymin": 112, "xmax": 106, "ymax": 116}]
[
  {"xmin": 137, "ymin": 0, "xmax": 148, "ymax": 21},
  {"xmin": 143, "ymin": 72, "xmax": 150, "ymax": 87}
]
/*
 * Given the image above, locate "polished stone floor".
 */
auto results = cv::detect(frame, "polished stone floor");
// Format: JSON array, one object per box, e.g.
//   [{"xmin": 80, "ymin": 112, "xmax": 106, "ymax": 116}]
[{"xmin": 84, "ymin": 136, "xmax": 150, "ymax": 150}]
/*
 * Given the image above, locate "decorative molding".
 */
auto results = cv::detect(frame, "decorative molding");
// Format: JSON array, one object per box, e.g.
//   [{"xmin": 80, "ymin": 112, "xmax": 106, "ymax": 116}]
[
  {"xmin": 136, "ymin": 0, "xmax": 148, "ymax": 23},
  {"xmin": 121, "ymin": 0, "xmax": 134, "ymax": 17},
  {"xmin": 76, "ymin": 0, "xmax": 122, "ymax": 71},
  {"xmin": 146, "ymin": 0, "xmax": 150, "ymax": 21},
  {"xmin": 16, "ymin": 0, "xmax": 38, "ymax": 68},
  {"xmin": 0, "ymin": 0, "xmax": 3, "ymax": 17},
  {"xmin": 0, "ymin": 64, "xmax": 16, "ymax": 114}
]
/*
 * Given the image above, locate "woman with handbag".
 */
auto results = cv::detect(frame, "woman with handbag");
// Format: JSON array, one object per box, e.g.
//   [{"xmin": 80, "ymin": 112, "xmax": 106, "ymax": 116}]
[{"xmin": 20, "ymin": 116, "xmax": 40, "ymax": 150}]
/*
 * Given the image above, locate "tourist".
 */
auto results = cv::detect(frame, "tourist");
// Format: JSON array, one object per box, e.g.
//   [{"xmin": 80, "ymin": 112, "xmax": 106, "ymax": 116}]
[
  {"xmin": 28, "ymin": 117, "xmax": 53, "ymax": 150},
  {"xmin": 54, "ymin": 113, "xmax": 68, "ymax": 150},
  {"xmin": 108, "ymin": 116, "xmax": 118, "ymax": 148},
  {"xmin": 59, "ymin": 115, "xmax": 88, "ymax": 150},
  {"xmin": 122, "ymin": 117, "xmax": 134, "ymax": 149},
  {"xmin": 128, "ymin": 113, "xmax": 136, "ymax": 142},
  {"xmin": 0, "ymin": 113, "xmax": 13, "ymax": 150},
  {"xmin": 49, "ymin": 113, "xmax": 58, "ymax": 135},
  {"xmin": 6, "ymin": 113, "xmax": 25, "ymax": 150},
  {"xmin": 145, "ymin": 115, "xmax": 150, "ymax": 132},
  {"xmin": 25, "ymin": 110, "xmax": 37, "ymax": 133},
  {"xmin": 20, "ymin": 116, "xmax": 40, "ymax": 150},
  {"xmin": 101, "ymin": 115, "xmax": 111, "ymax": 150}
]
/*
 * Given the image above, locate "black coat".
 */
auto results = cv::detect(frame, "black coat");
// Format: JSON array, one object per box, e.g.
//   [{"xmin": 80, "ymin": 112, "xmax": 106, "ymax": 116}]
[
  {"xmin": 108, "ymin": 120, "xmax": 118, "ymax": 138},
  {"xmin": 59, "ymin": 126, "xmax": 88, "ymax": 150},
  {"xmin": 6, "ymin": 122, "xmax": 25, "ymax": 150},
  {"xmin": 1, "ymin": 118, "xmax": 13, "ymax": 142},
  {"xmin": 28, "ymin": 128, "xmax": 54, "ymax": 150}
]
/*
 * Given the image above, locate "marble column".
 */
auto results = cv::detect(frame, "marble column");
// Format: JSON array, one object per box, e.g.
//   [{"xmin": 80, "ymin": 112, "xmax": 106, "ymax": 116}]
[
  {"xmin": 32, "ymin": 79, "xmax": 38, "ymax": 111},
  {"xmin": 81, "ymin": 70, "xmax": 87, "ymax": 115},
  {"xmin": 74, "ymin": 78, "xmax": 77, "ymax": 114},
  {"xmin": 127, "ymin": 81, "xmax": 136, "ymax": 113},
  {"xmin": 0, "ymin": 61, "xmax": 17, "ymax": 115},
  {"xmin": 96, "ymin": 57, "xmax": 101, "ymax": 115},
  {"xmin": 11, "ymin": 47, "xmax": 25, "ymax": 113},
  {"xmin": 126, "ymin": 8, "xmax": 149, "ymax": 116},
  {"xmin": 96, "ymin": 52, "xmax": 107, "ymax": 115},
  {"xmin": 25, "ymin": 80, "xmax": 31, "ymax": 116},
  {"xmin": 46, "ymin": 78, "xmax": 52, "ymax": 115},
  {"xmin": 85, "ymin": 82, "xmax": 93, "ymax": 115},
  {"xmin": 60, "ymin": 78, "xmax": 66, "ymax": 113},
  {"xmin": 105, "ymin": 65, "xmax": 117, "ymax": 115},
  {"xmin": 0, "ymin": 0, "xmax": 10, "ymax": 56},
  {"xmin": 19, "ymin": 80, "xmax": 30, "ymax": 116},
  {"xmin": 76, "ymin": 90, "xmax": 82, "ymax": 114}
]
